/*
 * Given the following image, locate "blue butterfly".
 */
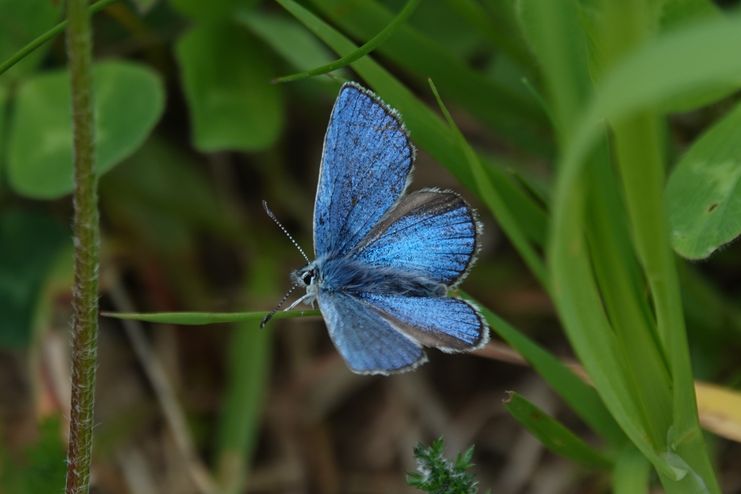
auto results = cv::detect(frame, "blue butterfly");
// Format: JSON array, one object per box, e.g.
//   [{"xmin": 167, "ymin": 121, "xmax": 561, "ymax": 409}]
[{"xmin": 263, "ymin": 82, "xmax": 489, "ymax": 375}]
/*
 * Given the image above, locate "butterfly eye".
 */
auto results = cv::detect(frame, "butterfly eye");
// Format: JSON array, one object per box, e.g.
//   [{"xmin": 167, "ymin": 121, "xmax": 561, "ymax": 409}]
[{"xmin": 301, "ymin": 271, "xmax": 314, "ymax": 285}]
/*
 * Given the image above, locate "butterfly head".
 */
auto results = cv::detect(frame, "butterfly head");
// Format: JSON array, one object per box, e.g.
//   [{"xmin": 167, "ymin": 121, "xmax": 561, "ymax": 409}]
[
  {"xmin": 260, "ymin": 263, "xmax": 319, "ymax": 329},
  {"xmin": 292, "ymin": 263, "xmax": 320, "ymax": 292}
]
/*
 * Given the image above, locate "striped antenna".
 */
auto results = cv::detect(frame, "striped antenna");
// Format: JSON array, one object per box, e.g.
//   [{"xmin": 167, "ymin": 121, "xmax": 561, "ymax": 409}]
[
  {"xmin": 260, "ymin": 282, "xmax": 300, "ymax": 328},
  {"xmin": 262, "ymin": 200, "xmax": 310, "ymax": 264}
]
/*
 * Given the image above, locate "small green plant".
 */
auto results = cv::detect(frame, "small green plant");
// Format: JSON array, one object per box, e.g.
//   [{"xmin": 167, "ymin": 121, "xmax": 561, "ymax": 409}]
[{"xmin": 407, "ymin": 438, "xmax": 486, "ymax": 494}]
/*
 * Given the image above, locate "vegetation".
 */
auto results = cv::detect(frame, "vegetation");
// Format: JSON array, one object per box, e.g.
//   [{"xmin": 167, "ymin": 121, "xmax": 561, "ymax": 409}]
[{"xmin": 0, "ymin": 0, "xmax": 740, "ymax": 492}]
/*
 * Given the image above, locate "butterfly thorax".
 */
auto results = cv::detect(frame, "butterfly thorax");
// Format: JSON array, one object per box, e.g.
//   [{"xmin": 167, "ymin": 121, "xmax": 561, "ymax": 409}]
[{"xmin": 293, "ymin": 256, "xmax": 446, "ymax": 303}]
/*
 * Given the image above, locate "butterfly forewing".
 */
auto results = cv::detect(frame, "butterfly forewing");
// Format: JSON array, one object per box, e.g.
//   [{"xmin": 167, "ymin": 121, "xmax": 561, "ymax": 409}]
[{"xmin": 313, "ymin": 83, "xmax": 414, "ymax": 258}]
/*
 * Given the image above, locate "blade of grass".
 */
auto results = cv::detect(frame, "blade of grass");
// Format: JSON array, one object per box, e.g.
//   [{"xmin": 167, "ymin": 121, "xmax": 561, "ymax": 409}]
[
  {"xmin": 216, "ymin": 324, "xmax": 270, "ymax": 494},
  {"xmin": 273, "ymin": 0, "xmax": 421, "ymax": 83},
  {"xmin": 584, "ymin": 145, "xmax": 673, "ymax": 447},
  {"xmin": 215, "ymin": 253, "xmax": 276, "ymax": 494},
  {"xmin": 521, "ymin": 0, "xmax": 683, "ymax": 479},
  {"xmin": 462, "ymin": 293, "xmax": 624, "ymax": 445},
  {"xmin": 306, "ymin": 0, "xmax": 550, "ymax": 155},
  {"xmin": 428, "ymin": 79, "xmax": 548, "ymax": 288},
  {"xmin": 503, "ymin": 391, "xmax": 613, "ymax": 469},
  {"xmin": 444, "ymin": 0, "xmax": 533, "ymax": 71},
  {"xmin": 0, "ymin": 0, "xmax": 118, "ymax": 77},
  {"xmin": 550, "ymin": 178, "xmax": 673, "ymax": 473},
  {"xmin": 266, "ymin": 0, "xmax": 549, "ymax": 247},
  {"xmin": 102, "ymin": 309, "xmax": 320, "ymax": 325},
  {"xmin": 242, "ymin": 11, "xmax": 344, "ymax": 83},
  {"xmin": 613, "ymin": 447, "xmax": 652, "ymax": 494},
  {"xmin": 564, "ymin": 13, "xmax": 741, "ymax": 166},
  {"xmin": 546, "ymin": 4, "xmax": 737, "ymax": 492}
]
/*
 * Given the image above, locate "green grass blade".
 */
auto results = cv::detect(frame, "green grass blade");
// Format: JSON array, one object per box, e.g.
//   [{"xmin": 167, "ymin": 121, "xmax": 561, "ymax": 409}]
[
  {"xmin": 613, "ymin": 447, "xmax": 652, "ymax": 494},
  {"xmin": 0, "ymin": 0, "xmax": 117, "ymax": 77},
  {"xmin": 584, "ymin": 147, "xmax": 673, "ymax": 446},
  {"xmin": 549, "ymin": 13, "xmax": 741, "ymax": 493},
  {"xmin": 174, "ymin": 23, "xmax": 283, "ymax": 152},
  {"xmin": 102, "ymin": 309, "xmax": 320, "ymax": 325},
  {"xmin": 515, "ymin": 0, "xmax": 591, "ymax": 138},
  {"xmin": 241, "ymin": 11, "xmax": 342, "ymax": 81},
  {"xmin": 444, "ymin": 0, "xmax": 533, "ymax": 71},
  {"xmin": 565, "ymin": 14, "xmax": 741, "ymax": 168},
  {"xmin": 216, "ymin": 325, "xmax": 271, "ymax": 494},
  {"xmin": 271, "ymin": 0, "xmax": 549, "ymax": 248},
  {"xmin": 550, "ymin": 180, "xmax": 668, "ymax": 470},
  {"xmin": 428, "ymin": 79, "xmax": 548, "ymax": 288},
  {"xmin": 463, "ymin": 293, "xmax": 624, "ymax": 445},
  {"xmin": 504, "ymin": 391, "xmax": 613, "ymax": 469},
  {"xmin": 522, "ymin": 0, "xmax": 666, "ymax": 470},
  {"xmin": 273, "ymin": 0, "xmax": 421, "ymax": 83},
  {"xmin": 306, "ymin": 0, "xmax": 550, "ymax": 155},
  {"xmin": 214, "ymin": 223, "xmax": 280, "ymax": 494}
]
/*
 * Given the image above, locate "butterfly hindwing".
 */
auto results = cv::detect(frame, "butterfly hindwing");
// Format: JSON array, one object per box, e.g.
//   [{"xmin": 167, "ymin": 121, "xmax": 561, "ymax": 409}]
[
  {"xmin": 313, "ymin": 83, "xmax": 414, "ymax": 258},
  {"xmin": 351, "ymin": 189, "xmax": 480, "ymax": 287},
  {"xmin": 317, "ymin": 291, "xmax": 426, "ymax": 375},
  {"xmin": 360, "ymin": 293, "xmax": 489, "ymax": 353}
]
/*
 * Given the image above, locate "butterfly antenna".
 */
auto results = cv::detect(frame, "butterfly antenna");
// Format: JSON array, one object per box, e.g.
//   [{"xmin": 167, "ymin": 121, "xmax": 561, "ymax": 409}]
[
  {"xmin": 260, "ymin": 282, "xmax": 300, "ymax": 328},
  {"xmin": 262, "ymin": 200, "xmax": 310, "ymax": 264}
]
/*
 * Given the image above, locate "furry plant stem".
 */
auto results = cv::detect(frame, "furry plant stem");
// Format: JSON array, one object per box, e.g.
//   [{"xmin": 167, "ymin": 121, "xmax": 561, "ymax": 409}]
[{"xmin": 64, "ymin": 0, "xmax": 100, "ymax": 492}]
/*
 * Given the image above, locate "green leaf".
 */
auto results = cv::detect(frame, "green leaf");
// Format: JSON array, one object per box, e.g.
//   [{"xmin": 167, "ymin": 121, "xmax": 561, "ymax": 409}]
[
  {"xmin": 504, "ymin": 392, "xmax": 612, "ymax": 470},
  {"xmin": 103, "ymin": 309, "xmax": 319, "ymax": 325},
  {"xmin": 559, "ymin": 8, "xmax": 741, "ymax": 427},
  {"xmin": 666, "ymin": 102, "xmax": 741, "ymax": 259},
  {"xmin": 7, "ymin": 60, "xmax": 164, "ymax": 199},
  {"xmin": 175, "ymin": 23, "xmax": 283, "ymax": 153},
  {"xmin": 0, "ymin": 0, "xmax": 60, "ymax": 80},
  {"xmin": 0, "ymin": 210, "xmax": 69, "ymax": 348}
]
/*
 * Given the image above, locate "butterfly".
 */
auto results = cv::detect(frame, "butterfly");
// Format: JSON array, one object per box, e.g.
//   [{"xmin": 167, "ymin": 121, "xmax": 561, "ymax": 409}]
[{"xmin": 262, "ymin": 82, "xmax": 489, "ymax": 375}]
